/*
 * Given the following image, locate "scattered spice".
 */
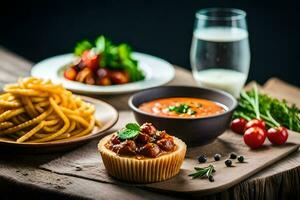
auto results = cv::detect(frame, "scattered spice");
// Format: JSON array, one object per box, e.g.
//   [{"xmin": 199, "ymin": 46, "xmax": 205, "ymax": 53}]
[
  {"xmin": 214, "ymin": 154, "xmax": 221, "ymax": 161},
  {"xmin": 237, "ymin": 155, "xmax": 245, "ymax": 163},
  {"xmin": 197, "ymin": 155, "xmax": 207, "ymax": 163},
  {"xmin": 225, "ymin": 159, "xmax": 232, "ymax": 167},
  {"xmin": 75, "ymin": 166, "xmax": 82, "ymax": 171},
  {"xmin": 229, "ymin": 152, "xmax": 237, "ymax": 159}
]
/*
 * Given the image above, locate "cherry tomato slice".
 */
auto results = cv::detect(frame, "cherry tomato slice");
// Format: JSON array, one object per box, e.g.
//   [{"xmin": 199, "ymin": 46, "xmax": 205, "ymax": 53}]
[
  {"xmin": 245, "ymin": 119, "xmax": 266, "ymax": 131},
  {"xmin": 267, "ymin": 126, "xmax": 288, "ymax": 145},
  {"xmin": 81, "ymin": 50, "xmax": 99, "ymax": 71},
  {"xmin": 230, "ymin": 118, "xmax": 248, "ymax": 134},
  {"xmin": 244, "ymin": 127, "xmax": 267, "ymax": 149}
]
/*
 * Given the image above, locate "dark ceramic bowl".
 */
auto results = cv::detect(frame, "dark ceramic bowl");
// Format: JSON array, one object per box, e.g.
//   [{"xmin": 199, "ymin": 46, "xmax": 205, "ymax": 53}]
[{"xmin": 128, "ymin": 86, "xmax": 237, "ymax": 146}]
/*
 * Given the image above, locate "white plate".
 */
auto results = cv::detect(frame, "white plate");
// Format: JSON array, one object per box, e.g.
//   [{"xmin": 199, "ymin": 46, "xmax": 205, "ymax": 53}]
[{"xmin": 31, "ymin": 52, "xmax": 175, "ymax": 95}]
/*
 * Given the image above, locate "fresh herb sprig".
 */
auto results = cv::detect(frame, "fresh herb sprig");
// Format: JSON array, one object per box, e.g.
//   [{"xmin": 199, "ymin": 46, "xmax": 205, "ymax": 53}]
[
  {"xmin": 188, "ymin": 165, "xmax": 215, "ymax": 182},
  {"xmin": 168, "ymin": 104, "xmax": 196, "ymax": 115},
  {"xmin": 117, "ymin": 123, "xmax": 141, "ymax": 140},
  {"xmin": 234, "ymin": 85, "xmax": 300, "ymax": 131}
]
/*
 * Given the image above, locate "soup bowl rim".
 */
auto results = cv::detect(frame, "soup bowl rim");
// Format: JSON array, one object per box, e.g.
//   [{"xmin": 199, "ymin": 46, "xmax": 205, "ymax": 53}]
[{"xmin": 128, "ymin": 86, "xmax": 238, "ymax": 121}]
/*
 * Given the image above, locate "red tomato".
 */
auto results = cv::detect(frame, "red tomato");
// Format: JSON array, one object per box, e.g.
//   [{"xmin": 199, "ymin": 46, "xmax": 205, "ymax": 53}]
[
  {"xmin": 230, "ymin": 118, "xmax": 248, "ymax": 134},
  {"xmin": 244, "ymin": 127, "xmax": 267, "ymax": 149},
  {"xmin": 81, "ymin": 50, "xmax": 99, "ymax": 71},
  {"xmin": 267, "ymin": 126, "xmax": 288, "ymax": 145},
  {"xmin": 64, "ymin": 67, "xmax": 77, "ymax": 80},
  {"xmin": 245, "ymin": 119, "xmax": 266, "ymax": 131}
]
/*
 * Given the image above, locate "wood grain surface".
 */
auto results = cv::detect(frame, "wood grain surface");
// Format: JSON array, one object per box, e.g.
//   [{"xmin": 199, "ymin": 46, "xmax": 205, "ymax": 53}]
[
  {"xmin": 0, "ymin": 47, "xmax": 300, "ymax": 199},
  {"xmin": 40, "ymin": 111, "xmax": 300, "ymax": 196}
]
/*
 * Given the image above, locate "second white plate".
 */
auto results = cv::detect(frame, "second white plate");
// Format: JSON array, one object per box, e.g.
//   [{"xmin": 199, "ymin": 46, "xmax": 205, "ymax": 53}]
[{"xmin": 31, "ymin": 52, "xmax": 175, "ymax": 95}]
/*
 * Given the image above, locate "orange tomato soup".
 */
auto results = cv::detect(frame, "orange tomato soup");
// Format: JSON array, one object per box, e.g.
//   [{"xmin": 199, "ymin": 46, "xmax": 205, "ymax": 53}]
[{"xmin": 139, "ymin": 97, "xmax": 225, "ymax": 118}]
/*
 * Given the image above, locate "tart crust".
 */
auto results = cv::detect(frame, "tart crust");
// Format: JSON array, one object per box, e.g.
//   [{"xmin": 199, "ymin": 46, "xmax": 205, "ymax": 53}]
[{"xmin": 98, "ymin": 133, "xmax": 187, "ymax": 183}]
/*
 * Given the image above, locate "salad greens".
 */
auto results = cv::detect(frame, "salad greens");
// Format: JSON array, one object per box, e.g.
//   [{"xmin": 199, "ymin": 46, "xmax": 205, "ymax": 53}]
[
  {"xmin": 117, "ymin": 123, "xmax": 141, "ymax": 140},
  {"xmin": 74, "ymin": 40, "xmax": 93, "ymax": 56},
  {"xmin": 233, "ymin": 85, "xmax": 300, "ymax": 132},
  {"xmin": 74, "ymin": 36, "xmax": 144, "ymax": 82}
]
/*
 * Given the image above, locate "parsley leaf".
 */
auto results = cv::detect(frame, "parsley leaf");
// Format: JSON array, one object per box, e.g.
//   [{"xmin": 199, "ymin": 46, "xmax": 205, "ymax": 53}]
[
  {"xmin": 118, "ymin": 123, "xmax": 140, "ymax": 140},
  {"xmin": 168, "ymin": 104, "xmax": 196, "ymax": 115}
]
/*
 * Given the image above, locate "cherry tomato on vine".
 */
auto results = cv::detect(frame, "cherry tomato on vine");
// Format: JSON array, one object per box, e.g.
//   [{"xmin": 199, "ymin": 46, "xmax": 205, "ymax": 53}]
[
  {"xmin": 267, "ymin": 126, "xmax": 288, "ymax": 145},
  {"xmin": 243, "ymin": 127, "xmax": 267, "ymax": 149},
  {"xmin": 230, "ymin": 118, "xmax": 248, "ymax": 134},
  {"xmin": 245, "ymin": 119, "xmax": 266, "ymax": 131}
]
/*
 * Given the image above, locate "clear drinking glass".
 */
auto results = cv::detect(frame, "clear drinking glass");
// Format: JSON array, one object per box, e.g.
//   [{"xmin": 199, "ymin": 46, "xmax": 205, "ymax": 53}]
[{"xmin": 190, "ymin": 8, "xmax": 250, "ymax": 97}]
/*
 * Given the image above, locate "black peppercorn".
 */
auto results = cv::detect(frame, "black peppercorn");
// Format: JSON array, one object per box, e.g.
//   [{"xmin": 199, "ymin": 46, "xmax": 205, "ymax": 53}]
[
  {"xmin": 214, "ymin": 153, "xmax": 221, "ymax": 161},
  {"xmin": 225, "ymin": 159, "xmax": 232, "ymax": 167},
  {"xmin": 229, "ymin": 152, "xmax": 237, "ymax": 159},
  {"xmin": 237, "ymin": 155, "xmax": 244, "ymax": 163},
  {"xmin": 198, "ymin": 155, "xmax": 207, "ymax": 163},
  {"xmin": 208, "ymin": 175, "xmax": 214, "ymax": 182}
]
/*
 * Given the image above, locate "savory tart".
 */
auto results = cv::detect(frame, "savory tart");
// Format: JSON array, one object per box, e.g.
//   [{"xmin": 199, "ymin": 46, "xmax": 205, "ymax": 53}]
[{"xmin": 98, "ymin": 122, "xmax": 186, "ymax": 183}]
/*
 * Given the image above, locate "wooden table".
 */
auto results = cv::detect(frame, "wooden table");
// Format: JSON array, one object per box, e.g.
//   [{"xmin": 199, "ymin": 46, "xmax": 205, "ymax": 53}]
[{"xmin": 0, "ymin": 46, "xmax": 300, "ymax": 199}]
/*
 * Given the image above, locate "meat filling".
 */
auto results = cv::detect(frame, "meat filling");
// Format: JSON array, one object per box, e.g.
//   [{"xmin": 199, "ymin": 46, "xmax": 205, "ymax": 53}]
[{"xmin": 105, "ymin": 123, "xmax": 176, "ymax": 158}]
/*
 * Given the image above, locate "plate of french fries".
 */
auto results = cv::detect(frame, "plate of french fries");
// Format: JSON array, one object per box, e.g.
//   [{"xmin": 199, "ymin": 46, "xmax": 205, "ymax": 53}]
[{"xmin": 0, "ymin": 77, "xmax": 118, "ymax": 153}]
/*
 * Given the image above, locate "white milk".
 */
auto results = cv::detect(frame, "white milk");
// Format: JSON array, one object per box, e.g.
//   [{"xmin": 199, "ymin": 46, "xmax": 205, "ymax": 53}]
[
  {"xmin": 190, "ymin": 27, "xmax": 250, "ymax": 97},
  {"xmin": 193, "ymin": 68, "xmax": 247, "ymax": 97}
]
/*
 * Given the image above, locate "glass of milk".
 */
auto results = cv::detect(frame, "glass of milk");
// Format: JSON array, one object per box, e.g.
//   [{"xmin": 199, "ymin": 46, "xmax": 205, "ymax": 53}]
[{"xmin": 190, "ymin": 8, "xmax": 250, "ymax": 97}]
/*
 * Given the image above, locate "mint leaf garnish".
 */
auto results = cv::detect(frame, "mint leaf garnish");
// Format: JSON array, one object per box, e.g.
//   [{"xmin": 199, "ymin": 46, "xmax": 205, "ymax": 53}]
[
  {"xmin": 118, "ymin": 123, "xmax": 140, "ymax": 140},
  {"xmin": 125, "ymin": 123, "xmax": 140, "ymax": 131}
]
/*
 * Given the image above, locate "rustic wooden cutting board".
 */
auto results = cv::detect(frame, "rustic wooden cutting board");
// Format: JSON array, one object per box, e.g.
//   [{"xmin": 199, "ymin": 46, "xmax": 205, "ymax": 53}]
[
  {"xmin": 40, "ymin": 79, "xmax": 300, "ymax": 195},
  {"xmin": 40, "ymin": 114, "xmax": 300, "ymax": 195}
]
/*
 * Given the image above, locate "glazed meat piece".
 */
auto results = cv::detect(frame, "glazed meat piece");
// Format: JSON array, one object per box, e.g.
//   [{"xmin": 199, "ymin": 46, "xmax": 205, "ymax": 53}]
[
  {"xmin": 106, "ymin": 123, "xmax": 177, "ymax": 158},
  {"xmin": 76, "ymin": 68, "xmax": 92, "ymax": 82},
  {"xmin": 110, "ymin": 70, "xmax": 129, "ymax": 84},
  {"xmin": 155, "ymin": 130, "xmax": 167, "ymax": 140},
  {"xmin": 96, "ymin": 68, "xmax": 112, "ymax": 86},
  {"xmin": 111, "ymin": 135, "xmax": 121, "ymax": 145},
  {"xmin": 157, "ymin": 138, "xmax": 175, "ymax": 151},
  {"xmin": 85, "ymin": 74, "xmax": 96, "ymax": 85},
  {"xmin": 136, "ymin": 132, "xmax": 151, "ymax": 144},
  {"xmin": 139, "ymin": 143, "xmax": 161, "ymax": 158},
  {"xmin": 97, "ymin": 77, "xmax": 112, "ymax": 86},
  {"xmin": 114, "ymin": 140, "xmax": 137, "ymax": 156},
  {"xmin": 140, "ymin": 123, "xmax": 156, "ymax": 136},
  {"xmin": 96, "ymin": 68, "xmax": 110, "ymax": 79}
]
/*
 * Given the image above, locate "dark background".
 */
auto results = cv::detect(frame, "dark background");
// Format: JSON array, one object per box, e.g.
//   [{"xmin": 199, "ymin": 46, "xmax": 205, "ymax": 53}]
[{"xmin": 1, "ymin": 0, "xmax": 299, "ymax": 86}]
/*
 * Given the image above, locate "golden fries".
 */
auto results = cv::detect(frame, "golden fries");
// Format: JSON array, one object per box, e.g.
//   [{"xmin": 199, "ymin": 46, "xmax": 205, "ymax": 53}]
[{"xmin": 0, "ymin": 77, "xmax": 97, "ymax": 143}]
